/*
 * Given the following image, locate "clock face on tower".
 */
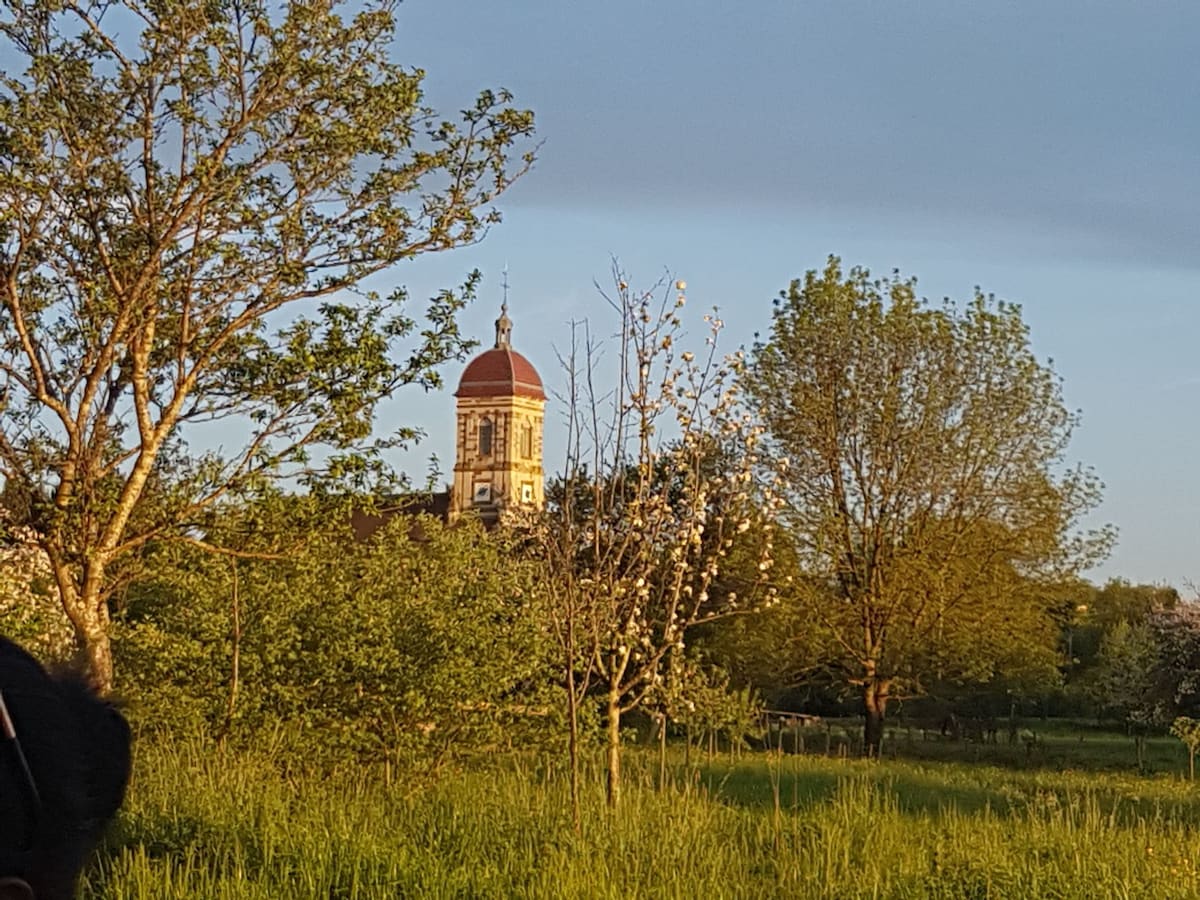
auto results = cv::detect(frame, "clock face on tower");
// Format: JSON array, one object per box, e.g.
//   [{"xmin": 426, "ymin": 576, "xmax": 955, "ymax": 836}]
[{"xmin": 473, "ymin": 482, "xmax": 492, "ymax": 504}]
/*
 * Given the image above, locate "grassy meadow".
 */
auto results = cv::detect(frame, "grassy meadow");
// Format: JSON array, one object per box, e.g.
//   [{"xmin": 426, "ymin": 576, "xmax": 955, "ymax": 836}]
[{"xmin": 80, "ymin": 723, "xmax": 1200, "ymax": 899}]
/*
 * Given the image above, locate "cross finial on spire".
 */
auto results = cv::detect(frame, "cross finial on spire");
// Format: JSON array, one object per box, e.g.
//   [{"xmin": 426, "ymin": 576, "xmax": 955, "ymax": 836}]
[{"xmin": 495, "ymin": 268, "xmax": 513, "ymax": 348}]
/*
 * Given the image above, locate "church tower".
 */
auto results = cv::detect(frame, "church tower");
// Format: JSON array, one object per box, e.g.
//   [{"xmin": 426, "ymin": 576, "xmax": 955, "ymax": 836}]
[{"xmin": 451, "ymin": 304, "xmax": 545, "ymax": 522}]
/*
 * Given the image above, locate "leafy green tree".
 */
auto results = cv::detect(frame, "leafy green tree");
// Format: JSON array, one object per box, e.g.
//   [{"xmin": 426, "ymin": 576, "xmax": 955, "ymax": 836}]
[
  {"xmin": 1088, "ymin": 620, "xmax": 1155, "ymax": 728},
  {"xmin": 695, "ymin": 552, "xmax": 840, "ymax": 713},
  {"xmin": 987, "ymin": 630, "xmax": 1063, "ymax": 717},
  {"xmin": 113, "ymin": 491, "xmax": 323, "ymax": 738},
  {"xmin": 660, "ymin": 659, "xmax": 762, "ymax": 759},
  {"xmin": 642, "ymin": 653, "xmax": 761, "ymax": 785},
  {"xmin": 1062, "ymin": 579, "xmax": 1178, "ymax": 681},
  {"xmin": 1172, "ymin": 717, "xmax": 1200, "ymax": 780},
  {"xmin": 1091, "ymin": 579, "xmax": 1179, "ymax": 629},
  {"xmin": 117, "ymin": 501, "xmax": 555, "ymax": 771},
  {"xmin": 748, "ymin": 258, "xmax": 1110, "ymax": 755},
  {"xmin": 0, "ymin": 0, "xmax": 535, "ymax": 689}
]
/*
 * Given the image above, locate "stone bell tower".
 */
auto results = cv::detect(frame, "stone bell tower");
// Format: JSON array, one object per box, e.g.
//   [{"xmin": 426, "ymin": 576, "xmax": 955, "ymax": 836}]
[{"xmin": 451, "ymin": 303, "xmax": 545, "ymax": 523}]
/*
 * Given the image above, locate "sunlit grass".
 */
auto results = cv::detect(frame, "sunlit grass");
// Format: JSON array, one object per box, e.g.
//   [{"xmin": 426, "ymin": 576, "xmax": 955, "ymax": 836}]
[{"xmin": 82, "ymin": 735, "xmax": 1200, "ymax": 898}]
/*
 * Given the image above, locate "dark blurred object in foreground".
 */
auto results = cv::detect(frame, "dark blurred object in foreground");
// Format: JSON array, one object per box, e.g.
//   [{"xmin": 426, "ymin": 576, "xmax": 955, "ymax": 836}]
[{"xmin": 0, "ymin": 637, "xmax": 131, "ymax": 900}]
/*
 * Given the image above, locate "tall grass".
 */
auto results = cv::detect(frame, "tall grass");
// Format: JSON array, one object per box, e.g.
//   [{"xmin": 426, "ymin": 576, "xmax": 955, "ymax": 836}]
[{"xmin": 84, "ymin": 737, "xmax": 1200, "ymax": 898}]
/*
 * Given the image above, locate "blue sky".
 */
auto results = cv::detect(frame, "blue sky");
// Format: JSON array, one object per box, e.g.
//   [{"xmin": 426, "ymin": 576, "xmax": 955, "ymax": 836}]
[{"xmin": 378, "ymin": 0, "xmax": 1200, "ymax": 588}]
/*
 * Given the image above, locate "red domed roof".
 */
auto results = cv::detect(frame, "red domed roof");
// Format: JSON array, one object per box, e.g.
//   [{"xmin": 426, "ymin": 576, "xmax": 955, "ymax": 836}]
[{"xmin": 456, "ymin": 347, "xmax": 545, "ymax": 400}]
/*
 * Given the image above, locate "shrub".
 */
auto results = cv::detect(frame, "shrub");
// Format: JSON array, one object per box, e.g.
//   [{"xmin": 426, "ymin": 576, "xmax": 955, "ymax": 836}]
[{"xmin": 114, "ymin": 508, "xmax": 557, "ymax": 772}]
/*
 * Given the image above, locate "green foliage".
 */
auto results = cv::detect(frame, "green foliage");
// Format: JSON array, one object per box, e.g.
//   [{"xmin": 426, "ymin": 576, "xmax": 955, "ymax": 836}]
[
  {"xmin": 748, "ymin": 257, "xmax": 1109, "ymax": 746},
  {"xmin": 695, "ymin": 601, "xmax": 804, "ymax": 704},
  {"xmin": 652, "ymin": 654, "xmax": 764, "ymax": 749},
  {"xmin": 0, "ymin": 0, "xmax": 535, "ymax": 684},
  {"xmin": 1089, "ymin": 579, "xmax": 1179, "ymax": 631},
  {"xmin": 1171, "ymin": 717, "xmax": 1200, "ymax": 779},
  {"xmin": 1170, "ymin": 717, "xmax": 1200, "ymax": 749},
  {"xmin": 690, "ymin": 510, "xmax": 811, "ymax": 699},
  {"xmin": 1052, "ymin": 602, "xmax": 1200, "ymax": 728},
  {"xmin": 1061, "ymin": 579, "xmax": 1178, "ymax": 675},
  {"xmin": 1088, "ymin": 621, "xmax": 1156, "ymax": 726},
  {"xmin": 115, "ymin": 503, "xmax": 556, "ymax": 771}
]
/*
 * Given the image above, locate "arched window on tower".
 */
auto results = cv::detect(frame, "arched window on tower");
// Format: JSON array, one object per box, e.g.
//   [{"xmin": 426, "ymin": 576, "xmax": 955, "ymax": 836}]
[
  {"xmin": 520, "ymin": 423, "xmax": 533, "ymax": 458},
  {"xmin": 479, "ymin": 417, "xmax": 493, "ymax": 456}
]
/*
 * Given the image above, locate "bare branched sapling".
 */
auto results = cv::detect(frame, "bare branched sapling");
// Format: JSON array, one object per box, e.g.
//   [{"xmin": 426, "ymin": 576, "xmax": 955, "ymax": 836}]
[{"xmin": 536, "ymin": 267, "xmax": 784, "ymax": 810}]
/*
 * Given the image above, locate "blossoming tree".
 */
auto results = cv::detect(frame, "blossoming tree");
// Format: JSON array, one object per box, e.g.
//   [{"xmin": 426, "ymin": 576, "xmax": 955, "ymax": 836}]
[{"xmin": 531, "ymin": 268, "xmax": 783, "ymax": 814}]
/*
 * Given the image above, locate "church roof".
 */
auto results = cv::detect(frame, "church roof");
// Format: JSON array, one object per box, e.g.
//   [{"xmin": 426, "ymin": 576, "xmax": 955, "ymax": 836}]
[
  {"xmin": 350, "ymin": 492, "xmax": 453, "ymax": 540},
  {"xmin": 455, "ymin": 347, "xmax": 545, "ymax": 400},
  {"xmin": 454, "ymin": 302, "xmax": 545, "ymax": 400}
]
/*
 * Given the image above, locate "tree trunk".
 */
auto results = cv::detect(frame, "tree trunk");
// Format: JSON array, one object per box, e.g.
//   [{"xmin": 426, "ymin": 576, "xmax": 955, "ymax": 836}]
[
  {"xmin": 564, "ymin": 625, "xmax": 583, "ymax": 832},
  {"xmin": 52, "ymin": 556, "xmax": 114, "ymax": 693},
  {"xmin": 605, "ymin": 688, "xmax": 621, "ymax": 808},
  {"xmin": 79, "ymin": 614, "xmax": 114, "ymax": 693},
  {"xmin": 863, "ymin": 678, "xmax": 890, "ymax": 758},
  {"xmin": 658, "ymin": 713, "xmax": 668, "ymax": 791},
  {"xmin": 566, "ymin": 685, "xmax": 582, "ymax": 831},
  {"xmin": 218, "ymin": 561, "xmax": 242, "ymax": 744}
]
